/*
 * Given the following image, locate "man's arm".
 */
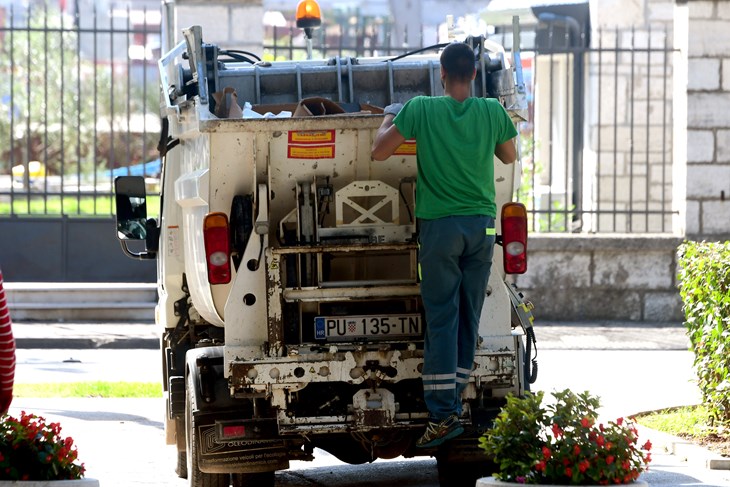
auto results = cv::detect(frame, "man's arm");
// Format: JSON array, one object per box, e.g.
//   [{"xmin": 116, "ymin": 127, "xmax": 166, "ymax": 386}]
[
  {"xmin": 371, "ymin": 116, "xmax": 406, "ymax": 161},
  {"xmin": 495, "ymin": 138, "xmax": 517, "ymax": 164},
  {"xmin": 371, "ymin": 103, "xmax": 406, "ymax": 161}
]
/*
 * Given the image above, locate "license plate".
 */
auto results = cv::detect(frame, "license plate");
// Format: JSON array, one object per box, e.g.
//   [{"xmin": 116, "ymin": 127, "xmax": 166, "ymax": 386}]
[{"xmin": 314, "ymin": 314, "xmax": 422, "ymax": 341}]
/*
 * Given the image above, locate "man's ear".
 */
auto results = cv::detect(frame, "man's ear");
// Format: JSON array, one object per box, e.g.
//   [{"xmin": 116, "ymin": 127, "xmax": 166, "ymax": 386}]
[{"xmin": 470, "ymin": 68, "xmax": 477, "ymax": 81}]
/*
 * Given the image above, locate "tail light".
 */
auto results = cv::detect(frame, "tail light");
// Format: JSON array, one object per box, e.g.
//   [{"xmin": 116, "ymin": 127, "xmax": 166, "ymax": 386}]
[
  {"xmin": 203, "ymin": 212, "xmax": 231, "ymax": 284},
  {"xmin": 501, "ymin": 202, "xmax": 528, "ymax": 274}
]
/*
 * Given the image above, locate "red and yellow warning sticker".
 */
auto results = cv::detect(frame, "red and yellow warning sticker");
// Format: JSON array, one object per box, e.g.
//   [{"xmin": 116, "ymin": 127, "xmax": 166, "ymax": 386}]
[
  {"xmin": 394, "ymin": 139, "xmax": 416, "ymax": 155},
  {"xmin": 288, "ymin": 130, "xmax": 336, "ymax": 144},
  {"xmin": 287, "ymin": 130, "xmax": 336, "ymax": 159},
  {"xmin": 288, "ymin": 145, "xmax": 336, "ymax": 159}
]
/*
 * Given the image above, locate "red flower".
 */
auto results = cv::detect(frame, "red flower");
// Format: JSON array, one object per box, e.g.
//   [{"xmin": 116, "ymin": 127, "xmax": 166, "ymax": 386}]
[
  {"xmin": 0, "ymin": 412, "xmax": 86, "ymax": 481},
  {"xmin": 542, "ymin": 446, "xmax": 552, "ymax": 459},
  {"xmin": 574, "ymin": 445, "xmax": 581, "ymax": 456},
  {"xmin": 616, "ymin": 417, "xmax": 624, "ymax": 426},
  {"xmin": 642, "ymin": 440, "xmax": 652, "ymax": 451},
  {"xmin": 535, "ymin": 460, "xmax": 546, "ymax": 472},
  {"xmin": 552, "ymin": 423, "xmax": 563, "ymax": 438},
  {"xmin": 581, "ymin": 417, "xmax": 592, "ymax": 428},
  {"xmin": 579, "ymin": 460, "xmax": 590, "ymax": 473},
  {"xmin": 565, "ymin": 467, "xmax": 573, "ymax": 477},
  {"xmin": 596, "ymin": 435, "xmax": 605, "ymax": 447},
  {"xmin": 606, "ymin": 455, "xmax": 615, "ymax": 465}
]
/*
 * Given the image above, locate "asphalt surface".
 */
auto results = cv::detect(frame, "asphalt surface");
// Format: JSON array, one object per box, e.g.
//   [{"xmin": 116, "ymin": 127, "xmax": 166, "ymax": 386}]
[{"xmin": 8, "ymin": 318, "xmax": 730, "ymax": 486}]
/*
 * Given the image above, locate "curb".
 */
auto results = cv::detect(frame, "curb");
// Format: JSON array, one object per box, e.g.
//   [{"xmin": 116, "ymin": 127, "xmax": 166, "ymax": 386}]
[
  {"xmin": 636, "ymin": 423, "xmax": 730, "ymax": 470},
  {"xmin": 10, "ymin": 322, "xmax": 160, "ymax": 350},
  {"xmin": 14, "ymin": 337, "xmax": 160, "ymax": 350}
]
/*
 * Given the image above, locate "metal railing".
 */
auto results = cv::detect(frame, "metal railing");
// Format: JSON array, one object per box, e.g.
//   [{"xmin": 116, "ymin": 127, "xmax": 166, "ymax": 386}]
[
  {"xmin": 0, "ymin": 2, "xmax": 160, "ymax": 218},
  {"xmin": 495, "ymin": 25, "xmax": 676, "ymax": 234},
  {"xmin": 263, "ymin": 21, "xmax": 434, "ymax": 61},
  {"xmin": 1, "ymin": 6, "xmax": 675, "ymax": 234}
]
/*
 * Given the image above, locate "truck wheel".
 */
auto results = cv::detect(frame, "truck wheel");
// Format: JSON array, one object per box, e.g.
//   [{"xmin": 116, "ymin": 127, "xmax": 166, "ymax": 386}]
[
  {"xmin": 231, "ymin": 472, "xmax": 275, "ymax": 487},
  {"xmin": 186, "ymin": 375, "xmax": 229, "ymax": 487},
  {"xmin": 176, "ymin": 416, "xmax": 188, "ymax": 479},
  {"xmin": 175, "ymin": 450, "xmax": 187, "ymax": 479}
]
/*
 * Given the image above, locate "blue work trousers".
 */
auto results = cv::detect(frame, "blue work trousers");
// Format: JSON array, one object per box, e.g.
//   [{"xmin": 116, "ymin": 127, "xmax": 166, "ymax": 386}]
[{"xmin": 418, "ymin": 215, "xmax": 495, "ymax": 421}]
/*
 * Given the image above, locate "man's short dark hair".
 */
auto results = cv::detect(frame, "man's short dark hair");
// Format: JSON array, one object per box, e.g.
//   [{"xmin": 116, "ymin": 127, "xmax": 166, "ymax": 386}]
[{"xmin": 440, "ymin": 42, "xmax": 476, "ymax": 82}]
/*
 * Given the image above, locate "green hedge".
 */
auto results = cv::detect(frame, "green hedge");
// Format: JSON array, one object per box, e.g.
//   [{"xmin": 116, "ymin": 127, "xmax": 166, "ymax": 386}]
[{"xmin": 677, "ymin": 240, "xmax": 730, "ymax": 425}]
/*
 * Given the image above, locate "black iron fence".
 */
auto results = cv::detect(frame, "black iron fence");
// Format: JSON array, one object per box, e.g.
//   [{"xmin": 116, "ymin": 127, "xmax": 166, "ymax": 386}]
[
  {"xmin": 1, "ymin": 6, "xmax": 675, "ymax": 234},
  {"xmin": 263, "ymin": 20, "xmax": 436, "ymax": 61},
  {"xmin": 0, "ymin": 1, "xmax": 160, "ymax": 218},
  {"xmin": 492, "ymin": 24, "xmax": 676, "ymax": 234}
]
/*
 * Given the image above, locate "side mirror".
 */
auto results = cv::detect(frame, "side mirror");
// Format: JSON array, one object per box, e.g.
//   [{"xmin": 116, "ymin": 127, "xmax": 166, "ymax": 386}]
[{"xmin": 115, "ymin": 176, "xmax": 148, "ymax": 240}]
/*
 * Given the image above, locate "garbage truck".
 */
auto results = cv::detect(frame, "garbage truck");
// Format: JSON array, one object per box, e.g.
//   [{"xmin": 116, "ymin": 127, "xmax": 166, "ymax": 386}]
[{"xmin": 114, "ymin": 3, "xmax": 537, "ymax": 486}]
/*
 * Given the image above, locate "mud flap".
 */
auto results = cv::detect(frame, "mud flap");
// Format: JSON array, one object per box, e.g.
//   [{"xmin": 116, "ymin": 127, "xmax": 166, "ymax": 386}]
[{"xmin": 196, "ymin": 419, "xmax": 289, "ymax": 474}]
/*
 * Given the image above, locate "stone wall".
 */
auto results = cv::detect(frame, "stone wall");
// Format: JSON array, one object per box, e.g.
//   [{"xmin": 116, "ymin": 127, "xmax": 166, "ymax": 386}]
[
  {"xmin": 678, "ymin": 0, "xmax": 730, "ymax": 240},
  {"xmin": 512, "ymin": 235, "xmax": 685, "ymax": 322}
]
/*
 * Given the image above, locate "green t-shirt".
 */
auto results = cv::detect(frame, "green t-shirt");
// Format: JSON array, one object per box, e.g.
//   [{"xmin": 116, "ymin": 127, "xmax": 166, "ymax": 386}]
[{"xmin": 393, "ymin": 96, "xmax": 518, "ymax": 219}]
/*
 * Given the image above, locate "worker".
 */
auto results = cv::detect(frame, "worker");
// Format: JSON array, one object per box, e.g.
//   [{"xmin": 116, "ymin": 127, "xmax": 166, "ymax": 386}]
[
  {"xmin": 0, "ymin": 266, "xmax": 16, "ymax": 415},
  {"xmin": 371, "ymin": 41, "xmax": 518, "ymax": 448}
]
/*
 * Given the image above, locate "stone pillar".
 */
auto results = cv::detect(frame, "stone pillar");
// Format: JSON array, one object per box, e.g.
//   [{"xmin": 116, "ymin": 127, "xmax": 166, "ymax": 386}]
[{"xmin": 678, "ymin": 0, "xmax": 730, "ymax": 240}]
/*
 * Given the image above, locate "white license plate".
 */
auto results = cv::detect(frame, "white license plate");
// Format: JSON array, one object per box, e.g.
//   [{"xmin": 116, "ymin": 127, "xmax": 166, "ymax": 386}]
[{"xmin": 314, "ymin": 314, "xmax": 422, "ymax": 341}]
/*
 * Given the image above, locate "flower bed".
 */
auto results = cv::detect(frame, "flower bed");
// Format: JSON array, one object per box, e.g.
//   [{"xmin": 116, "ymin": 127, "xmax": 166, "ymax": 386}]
[{"xmin": 478, "ymin": 389, "xmax": 652, "ymax": 485}]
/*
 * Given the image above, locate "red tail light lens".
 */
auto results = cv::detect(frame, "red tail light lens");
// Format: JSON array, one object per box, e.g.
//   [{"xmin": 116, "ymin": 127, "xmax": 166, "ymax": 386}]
[
  {"xmin": 501, "ymin": 202, "xmax": 527, "ymax": 274},
  {"xmin": 203, "ymin": 212, "xmax": 231, "ymax": 284}
]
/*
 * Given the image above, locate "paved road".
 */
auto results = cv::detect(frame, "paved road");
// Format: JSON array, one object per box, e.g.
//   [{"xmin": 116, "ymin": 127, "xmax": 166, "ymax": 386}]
[{"xmin": 8, "ymin": 320, "xmax": 730, "ymax": 486}]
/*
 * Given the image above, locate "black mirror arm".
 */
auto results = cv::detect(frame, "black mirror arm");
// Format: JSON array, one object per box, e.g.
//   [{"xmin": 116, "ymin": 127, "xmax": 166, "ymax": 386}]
[{"xmin": 119, "ymin": 240, "xmax": 157, "ymax": 260}]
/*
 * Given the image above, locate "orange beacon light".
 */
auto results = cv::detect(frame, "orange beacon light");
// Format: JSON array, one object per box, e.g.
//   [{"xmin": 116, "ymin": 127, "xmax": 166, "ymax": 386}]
[{"xmin": 296, "ymin": 0, "xmax": 322, "ymax": 30}]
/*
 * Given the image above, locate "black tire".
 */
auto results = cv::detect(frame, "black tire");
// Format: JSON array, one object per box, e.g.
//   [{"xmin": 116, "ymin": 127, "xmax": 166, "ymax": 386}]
[
  {"xmin": 175, "ymin": 415, "xmax": 188, "ymax": 479},
  {"xmin": 186, "ymin": 373, "xmax": 229, "ymax": 487},
  {"xmin": 175, "ymin": 450, "xmax": 187, "ymax": 479},
  {"xmin": 231, "ymin": 471, "xmax": 275, "ymax": 487}
]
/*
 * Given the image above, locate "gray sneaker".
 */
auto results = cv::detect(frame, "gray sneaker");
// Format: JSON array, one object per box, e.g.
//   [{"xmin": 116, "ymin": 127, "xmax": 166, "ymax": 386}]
[{"xmin": 416, "ymin": 414, "xmax": 464, "ymax": 448}]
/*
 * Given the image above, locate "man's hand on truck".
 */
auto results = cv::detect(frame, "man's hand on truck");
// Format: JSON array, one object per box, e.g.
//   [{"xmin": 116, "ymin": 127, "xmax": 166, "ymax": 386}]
[{"xmin": 383, "ymin": 103, "xmax": 403, "ymax": 117}]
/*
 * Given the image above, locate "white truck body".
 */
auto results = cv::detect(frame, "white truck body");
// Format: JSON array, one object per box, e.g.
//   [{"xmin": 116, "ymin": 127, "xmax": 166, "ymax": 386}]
[{"xmin": 115, "ymin": 16, "xmax": 536, "ymax": 487}]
